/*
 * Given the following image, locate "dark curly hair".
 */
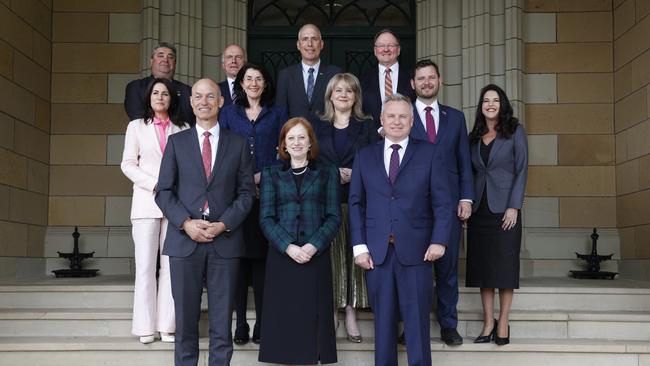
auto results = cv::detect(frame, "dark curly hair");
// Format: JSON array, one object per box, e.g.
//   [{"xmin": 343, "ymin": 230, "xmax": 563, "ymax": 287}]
[
  {"xmin": 469, "ymin": 84, "xmax": 519, "ymax": 144},
  {"xmin": 142, "ymin": 78, "xmax": 184, "ymax": 127},
  {"xmin": 232, "ymin": 63, "xmax": 275, "ymax": 108}
]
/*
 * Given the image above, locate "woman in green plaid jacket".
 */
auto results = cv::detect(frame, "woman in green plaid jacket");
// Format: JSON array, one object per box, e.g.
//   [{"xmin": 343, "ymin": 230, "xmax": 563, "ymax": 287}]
[{"xmin": 258, "ymin": 117, "xmax": 342, "ymax": 365}]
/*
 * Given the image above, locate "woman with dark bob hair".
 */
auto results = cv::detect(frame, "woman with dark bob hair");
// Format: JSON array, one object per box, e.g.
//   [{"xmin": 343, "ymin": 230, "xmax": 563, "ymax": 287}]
[
  {"xmin": 466, "ymin": 84, "xmax": 528, "ymax": 346},
  {"xmin": 219, "ymin": 63, "xmax": 287, "ymax": 345},
  {"xmin": 258, "ymin": 117, "xmax": 341, "ymax": 365},
  {"xmin": 121, "ymin": 78, "xmax": 188, "ymax": 344}
]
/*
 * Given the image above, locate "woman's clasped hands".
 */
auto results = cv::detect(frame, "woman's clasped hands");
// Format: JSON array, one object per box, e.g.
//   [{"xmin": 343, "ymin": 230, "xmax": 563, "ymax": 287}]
[{"xmin": 286, "ymin": 243, "xmax": 318, "ymax": 264}]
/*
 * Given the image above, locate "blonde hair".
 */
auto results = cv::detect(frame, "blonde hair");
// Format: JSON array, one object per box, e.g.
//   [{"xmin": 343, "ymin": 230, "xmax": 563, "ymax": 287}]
[{"xmin": 321, "ymin": 73, "xmax": 369, "ymax": 123}]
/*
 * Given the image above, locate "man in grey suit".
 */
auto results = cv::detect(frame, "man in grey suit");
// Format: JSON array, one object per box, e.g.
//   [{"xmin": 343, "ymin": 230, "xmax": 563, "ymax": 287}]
[
  {"xmin": 275, "ymin": 23, "xmax": 341, "ymax": 128},
  {"xmin": 156, "ymin": 78, "xmax": 255, "ymax": 366}
]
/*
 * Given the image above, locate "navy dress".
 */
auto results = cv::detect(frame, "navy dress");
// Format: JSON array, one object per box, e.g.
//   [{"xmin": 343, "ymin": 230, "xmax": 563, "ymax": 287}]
[{"xmin": 466, "ymin": 139, "xmax": 522, "ymax": 289}]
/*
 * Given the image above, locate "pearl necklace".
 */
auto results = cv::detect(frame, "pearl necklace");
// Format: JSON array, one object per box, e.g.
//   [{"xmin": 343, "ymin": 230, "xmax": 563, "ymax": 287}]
[{"xmin": 292, "ymin": 166, "xmax": 308, "ymax": 175}]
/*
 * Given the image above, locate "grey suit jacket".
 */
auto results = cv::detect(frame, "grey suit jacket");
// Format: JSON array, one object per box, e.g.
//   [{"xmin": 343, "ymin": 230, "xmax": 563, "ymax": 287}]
[
  {"xmin": 470, "ymin": 124, "xmax": 528, "ymax": 213},
  {"xmin": 155, "ymin": 126, "xmax": 255, "ymax": 258}
]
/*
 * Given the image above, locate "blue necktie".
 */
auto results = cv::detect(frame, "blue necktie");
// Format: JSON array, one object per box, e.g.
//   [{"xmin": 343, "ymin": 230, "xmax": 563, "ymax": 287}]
[{"xmin": 306, "ymin": 67, "xmax": 315, "ymax": 102}]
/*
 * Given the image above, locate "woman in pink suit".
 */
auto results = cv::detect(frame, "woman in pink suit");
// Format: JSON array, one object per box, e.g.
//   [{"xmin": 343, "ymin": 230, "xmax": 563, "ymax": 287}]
[{"xmin": 121, "ymin": 78, "xmax": 188, "ymax": 344}]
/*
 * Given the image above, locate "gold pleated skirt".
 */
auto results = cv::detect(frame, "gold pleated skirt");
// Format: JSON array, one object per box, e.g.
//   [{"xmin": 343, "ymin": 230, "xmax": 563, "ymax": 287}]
[{"xmin": 331, "ymin": 204, "xmax": 369, "ymax": 309}]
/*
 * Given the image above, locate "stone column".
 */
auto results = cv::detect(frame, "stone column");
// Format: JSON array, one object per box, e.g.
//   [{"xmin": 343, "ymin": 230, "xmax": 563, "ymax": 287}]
[
  {"xmin": 202, "ymin": 0, "xmax": 248, "ymax": 81},
  {"xmin": 416, "ymin": 0, "xmax": 523, "ymax": 123},
  {"xmin": 141, "ymin": 0, "xmax": 203, "ymax": 84}
]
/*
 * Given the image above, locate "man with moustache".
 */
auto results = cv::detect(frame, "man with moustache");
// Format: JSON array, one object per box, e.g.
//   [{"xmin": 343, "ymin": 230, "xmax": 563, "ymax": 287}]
[
  {"xmin": 219, "ymin": 44, "xmax": 247, "ymax": 106},
  {"xmin": 275, "ymin": 23, "xmax": 341, "ymax": 128},
  {"xmin": 349, "ymin": 94, "xmax": 453, "ymax": 366},
  {"xmin": 361, "ymin": 29, "xmax": 416, "ymax": 128},
  {"xmin": 155, "ymin": 78, "xmax": 255, "ymax": 366},
  {"xmin": 124, "ymin": 42, "xmax": 194, "ymax": 124},
  {"xmin": 409, "ymin": 59, "xmax": 474, "ymax": 345}
]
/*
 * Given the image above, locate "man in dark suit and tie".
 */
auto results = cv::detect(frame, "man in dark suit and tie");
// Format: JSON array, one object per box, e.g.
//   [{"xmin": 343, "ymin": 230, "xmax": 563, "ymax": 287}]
[
  {"xmin": 155, "ymin": 78, "xmax": 255, "ymax": 366},
  {"xmin": 349, "ymin": 93, "xmax": 454, "ymax": 366},
  {"xmin": 124, "ymin": 42, "xmax": 194, "ymax": 124},
  {"xmin": 360, "ymin": 29, "xmax": 416, "ymax": 128},
  {"xmin": 218, "ymin": 44, "xmax": 246, "ymax": 106},
  {"xmin": 275, "ymin": 23, "xmax": 341, "ymax": 127},
  {"xmin": 410, "ymin": 59, "xmax": 474, "ymax": 345}
]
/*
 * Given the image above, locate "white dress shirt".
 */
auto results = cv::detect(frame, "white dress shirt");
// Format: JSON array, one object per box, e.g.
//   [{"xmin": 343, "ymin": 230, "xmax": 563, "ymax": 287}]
[
  {"xmin": 378, "ymin": 62, "xmax": 399, "ymax": 104},
  {"xmin": 414, "ymin": 99, "xmax": 440, "ymax": 134},
  {"xmin": 353, "ymin": 137, "xmax": 409, "ymax": 258},
  {"xmin": 301, "ymin": 60, "xmax": 321, "ymax": 93},
  {"xmin": 195, "ymin": 123, "xmax": 220, "ymax": 214},
  {"xmin": 227, "ymin": 77, "xmax": 236, "ymax": 99}
]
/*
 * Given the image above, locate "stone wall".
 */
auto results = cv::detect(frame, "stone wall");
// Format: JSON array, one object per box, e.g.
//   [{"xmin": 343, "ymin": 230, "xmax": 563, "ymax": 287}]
[
  {"xmin": 613, "ymin": 0, "xmax": 650, "ymax": 280},
  {"xmin": 522, "ymin": 0, "xmax": 619, "ymax": 275},
  {"xmin": 46, "ymin": 0, "xmax": 142, "ymax": 275},
  {"xmin": 0, "ymin": 1, "xmax": 52, "ymax": 277}
]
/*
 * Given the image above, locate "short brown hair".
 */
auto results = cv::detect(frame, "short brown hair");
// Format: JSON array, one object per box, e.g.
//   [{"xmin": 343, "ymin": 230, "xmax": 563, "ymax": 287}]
[{"xmin": 277, "ymin": 117, "xmax": 319, "ymax": 161}]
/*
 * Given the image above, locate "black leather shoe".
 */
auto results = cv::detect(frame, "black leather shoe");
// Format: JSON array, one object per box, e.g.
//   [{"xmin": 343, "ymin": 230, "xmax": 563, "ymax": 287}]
[
  {"xmin": 398, "ymin": 331, "xmax": 405, "ymax": 345},
  {"xmin": 494, "ymin": 325, "xmax": 510, "ymax": 346},
  {"xmin": 474, "ymin": 319, "xmax": 497, "ymax": 343},
  {"xmin": 252, "ymin": 323, "xmax": 261, "ymax": 344},
  {"xmin": 233, "ymin": 323, "xmax": 250, "ymax": 345},
  {"xmin": 441, "ymin": 328, "xmax": 463, "ymax": 345}
]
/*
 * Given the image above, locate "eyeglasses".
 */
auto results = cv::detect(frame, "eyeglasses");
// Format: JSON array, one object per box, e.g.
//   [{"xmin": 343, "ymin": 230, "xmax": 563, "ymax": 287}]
[{"xmin": 374, "ymin": 43, "xmax": 399, "ymax": 50}]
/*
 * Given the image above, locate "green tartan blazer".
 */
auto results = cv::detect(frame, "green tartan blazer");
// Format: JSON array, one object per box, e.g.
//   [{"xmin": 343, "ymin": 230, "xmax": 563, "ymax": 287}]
[{"xmin": 259, "ymin": 161, "xmax": 342, "ymax": 254}]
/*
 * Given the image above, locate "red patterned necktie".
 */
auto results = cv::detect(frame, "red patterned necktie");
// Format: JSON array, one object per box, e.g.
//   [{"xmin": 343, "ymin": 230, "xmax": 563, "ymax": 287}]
[
  {"xmin": 202, "ymin": 131, "xmax": 212, "ymax": 211},
  {"xmin": 424, "ymin": 106, "xmax": 437, "ymax": 143},
  {"xmin": 385, "ymin": 68, "xmax": 393, "ymax": 98},
  {"xmin": 388, "ymin": 144, "xmax": 401, "ymax": 184}
]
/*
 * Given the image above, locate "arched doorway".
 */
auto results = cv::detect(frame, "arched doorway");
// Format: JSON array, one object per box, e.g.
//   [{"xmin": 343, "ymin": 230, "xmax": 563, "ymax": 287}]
[{"xmin": 247, "ymin": 0, "xmax": 416, "ymax": 82}]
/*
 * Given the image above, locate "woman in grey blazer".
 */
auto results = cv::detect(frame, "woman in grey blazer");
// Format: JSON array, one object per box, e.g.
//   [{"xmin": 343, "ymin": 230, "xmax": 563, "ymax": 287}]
[{"xmin": 466, "ymin": 84, "xmax": 528, "ymax": 346}]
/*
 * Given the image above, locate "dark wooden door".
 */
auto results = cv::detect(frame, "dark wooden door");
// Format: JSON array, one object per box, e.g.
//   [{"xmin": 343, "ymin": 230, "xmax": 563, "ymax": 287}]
[{"xmin": 247, "ymin": 1, "xmax": 415, "ymax": 84}]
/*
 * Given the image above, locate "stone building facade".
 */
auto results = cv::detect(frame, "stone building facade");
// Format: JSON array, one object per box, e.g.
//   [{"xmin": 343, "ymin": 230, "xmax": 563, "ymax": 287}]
[{"xmin": 0, "ymin": 0, "xmax": 648, "ymax": 280}]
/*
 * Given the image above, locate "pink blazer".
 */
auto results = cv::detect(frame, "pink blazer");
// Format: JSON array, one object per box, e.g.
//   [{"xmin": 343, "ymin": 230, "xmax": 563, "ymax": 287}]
[{"xmin": 121, "ymin": 118, "xmax": 188, "ymax": 219}]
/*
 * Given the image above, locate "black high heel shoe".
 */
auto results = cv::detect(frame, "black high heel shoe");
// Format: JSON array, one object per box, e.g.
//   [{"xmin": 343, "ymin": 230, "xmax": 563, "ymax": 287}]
[
  {"xmin": 494, "ymin": 325, "xmax": 510, "ymax": 346},
  {"xmin": 474, "ymin": 319, "xmax": 497, "ymax": 343}
]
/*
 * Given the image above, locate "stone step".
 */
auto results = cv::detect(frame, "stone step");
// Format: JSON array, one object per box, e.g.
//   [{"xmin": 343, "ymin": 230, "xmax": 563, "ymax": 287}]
[
  {"xmin": 3, "ymin": 276, "xmax": 650, "ymax": 312},
  {"xmin": 2, "ymin": 308, "xmax": 650, "ymax": 341},
  {"xmin": 1, "ymin": 337, "xmax": 649, "ymax": 366}
]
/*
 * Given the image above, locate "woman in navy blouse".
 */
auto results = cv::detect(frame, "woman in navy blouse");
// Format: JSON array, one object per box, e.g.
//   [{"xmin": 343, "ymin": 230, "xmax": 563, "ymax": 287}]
[
  {"xmin": 317, "ymin": 73, "xmax": 379, "ymax": 343},
  {"xmin": 219, "ymin": 63, "xmax": 287, "ymax": 345}
]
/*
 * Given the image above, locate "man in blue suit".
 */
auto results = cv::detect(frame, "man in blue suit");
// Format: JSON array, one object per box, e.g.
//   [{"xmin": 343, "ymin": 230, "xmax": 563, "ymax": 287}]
[
  {"xmin": 156, "ymin": 78, "xmax": 255, "ymax": 366},
  {"xmin": 349, "ymin": 94, "xmax": 454, "ymax": 366},
  {"xmin": 275, "ymin": 24, "xmax": 341, "ymax": 128},
  {"xmin": 409, "ymin": 59, "xmax": 474, "ymax": 345}
]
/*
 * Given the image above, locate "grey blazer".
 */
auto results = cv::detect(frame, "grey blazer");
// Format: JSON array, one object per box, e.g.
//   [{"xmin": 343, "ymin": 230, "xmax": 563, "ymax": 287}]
[{"xmin": 470, "ymin": 124, "xmax": 528, "ymax": 213}]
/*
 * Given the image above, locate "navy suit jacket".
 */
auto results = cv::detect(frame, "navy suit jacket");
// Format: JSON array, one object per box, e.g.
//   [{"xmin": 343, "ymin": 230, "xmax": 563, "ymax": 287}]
[
  {"xmin": 316, "ymin": 118, "xmax": 379, "ymax": 203},
  {"xmin": 155, "ymin": 126, "xmax": 255, "ymax": 258},
  {"xmin": 218, "ymin": 80, "xmax": 234, "ymax": 107},
  {"xmin": 348, "ymin": 139, "xmax": 454, "ymax": 266},
  {"xmin": 471, "ymin": 124, "xmax": 528, "ymax": 213},
  {"xmin": 275, "ymin": 63, "xmax": 341, "ymax": 127},
  {"xmin": 360, "ymin": 65, "xmax": 416, "ymax": 128},
  {"xmin": 411, "ymin": 103, "xmax": 474, "ymax": 204},
  {"xmin": 124, "ymin": 75, "xmax": 195, "ymax": 124}
]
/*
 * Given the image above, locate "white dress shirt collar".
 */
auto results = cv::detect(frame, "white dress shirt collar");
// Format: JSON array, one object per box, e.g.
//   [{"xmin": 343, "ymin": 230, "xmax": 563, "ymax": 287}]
[
  {"xmin": 378, "ymin": 62, "xmax": 399, "ymax": 104},
  {"xmin": 301, "ymin": 60, "xmax": 321, "ymax": 92},
  {"xmin": 383, "ymin": 136, "xmax": 409, "ymax": 175},
  {"xmin": 227, "ymin": 77, "xmax": 236, "ymax": 98},
  {"xmin": 414, "ymin": 99, "xmax": 440, "ymax": 133}
]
